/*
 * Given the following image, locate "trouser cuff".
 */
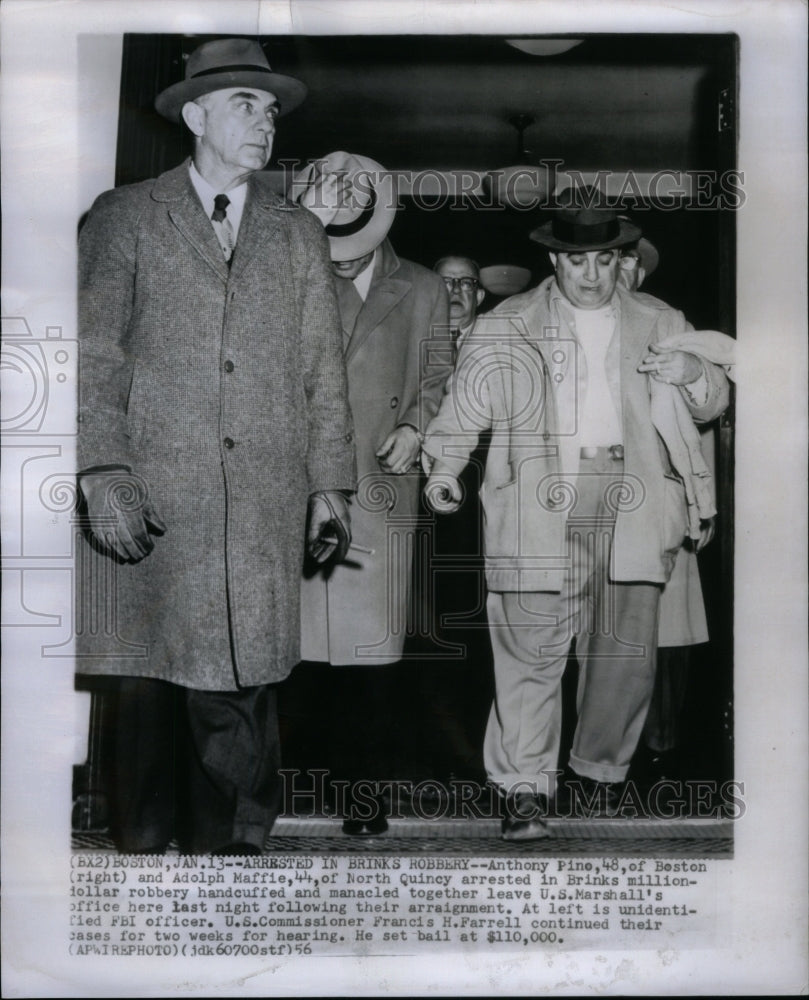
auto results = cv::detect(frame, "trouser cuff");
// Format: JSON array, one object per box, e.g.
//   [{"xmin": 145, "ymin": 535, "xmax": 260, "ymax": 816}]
[
  {"xmin": 487, "ymin": 771, "xmax": 563, "ymax": 800},
  {"xmin": 569, "ymin": 753, "xmax": 629, "ymax": 784}
]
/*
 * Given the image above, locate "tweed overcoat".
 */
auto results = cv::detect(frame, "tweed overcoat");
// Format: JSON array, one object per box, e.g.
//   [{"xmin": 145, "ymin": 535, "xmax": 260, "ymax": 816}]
[
  {"xmin": 423, "ymin": 277, "xmax": 729, "ymax": 593},
  {"xmin": 300, "ymin": 240, "xmax": 452, "ymax": 665},
  {"xmin": 77, "ymin": 161, "xmax": 356, "ymax": 689}
]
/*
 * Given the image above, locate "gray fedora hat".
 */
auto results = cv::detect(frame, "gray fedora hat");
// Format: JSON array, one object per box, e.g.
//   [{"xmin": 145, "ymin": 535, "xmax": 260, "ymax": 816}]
[
  {"xmin": 530, "ymin": 186, "xmax": 641, "ymax": 251},
  {"xmin": 155, "ymin": 38, "xmax": 307, "ymax": 122}
]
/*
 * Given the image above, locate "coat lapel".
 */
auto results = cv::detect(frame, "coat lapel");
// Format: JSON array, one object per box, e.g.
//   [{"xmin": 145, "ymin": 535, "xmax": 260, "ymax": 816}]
[
  {"xmin": 344, "ymin": 240, "xmax": 410, "ymax": 365},
  {"xmin": 154, "ymin": 162, "xmax": 231, "ymax": 285},
  {"xmin": 228, "ymin": 176, "xmax": 290, "ymax": 284},
  {"xmin": 336, "ymin": 278, "xmax": 364, "ymax": 346},
  {"xmin": 614, "ymin": 287, "xmax": 658, "ymax": 417}
]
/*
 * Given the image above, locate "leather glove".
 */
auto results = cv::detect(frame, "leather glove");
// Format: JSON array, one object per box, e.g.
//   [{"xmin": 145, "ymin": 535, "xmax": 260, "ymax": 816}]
[
  {"xmin": 78, "ymin": 465, "xmax": 166, "ymax": 563},
  {"xmin": 307, "ymin": 490, "xmax": 352, "ymax": 565}
]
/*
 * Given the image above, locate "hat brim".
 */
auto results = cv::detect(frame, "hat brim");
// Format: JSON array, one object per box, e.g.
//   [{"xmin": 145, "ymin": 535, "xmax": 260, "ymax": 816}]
[
  {"xmin": 292, "ymin": 152, "xmax": 397, "ymax": 261},
  {"xmin": 155, "ymin": 71, "xmax": 307, "ymax": 122},
  {"xmin": 529, "ymin": 218, "xmax": 642, "ymax": 251},
  {"xmin": 637, "ymin": 237, "xmax": 659, "ymax": 276}
]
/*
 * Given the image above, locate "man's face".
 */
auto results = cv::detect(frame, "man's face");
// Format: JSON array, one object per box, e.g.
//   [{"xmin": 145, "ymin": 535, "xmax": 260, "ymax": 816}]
[
  {"xmin": 618, "ymin": 249, "xmax": 646, "ymax": 293},
  {"xmin": 332, "ymin": 250, "xmax": 375, "ymax": 281},
  {"xmin": 550, "ymin": 249, "xmax": 621, "ymax": 309},
  {"xmin": 191, "ymin": 87, "xmax": 279, "ymax": 177},
  {"xmin": 435, "ymin": 257, "xmax": 484, "ymax": 329}
]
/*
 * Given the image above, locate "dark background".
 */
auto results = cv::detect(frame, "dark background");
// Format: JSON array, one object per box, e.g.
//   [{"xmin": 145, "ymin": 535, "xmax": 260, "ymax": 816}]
[
  {"xmin": 78, "ymin": 32, "xmax": 736, "ymax": 816},
  {"xmin": 116, "ymin": 32, "xmax": 737, "ymax": 331}
]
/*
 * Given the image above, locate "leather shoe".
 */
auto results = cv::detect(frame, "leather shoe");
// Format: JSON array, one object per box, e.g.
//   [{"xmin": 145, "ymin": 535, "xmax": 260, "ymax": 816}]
[
  {"xmin": 501, "ymin": 791, "xmax": 550, "ymax": 841},
  {"xmin": 342, "ymin": 814, "xmax": 389, "ymax": 836},
  {"xmin": 567, "ymin": 776, "xmax": 624, "ymax": 818},
  {"xmin": 342, "ymin": 794, "xmax": 388, "ymax": 836}
]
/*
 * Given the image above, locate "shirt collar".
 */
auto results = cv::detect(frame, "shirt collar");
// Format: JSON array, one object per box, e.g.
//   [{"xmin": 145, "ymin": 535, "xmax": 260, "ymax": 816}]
[
  {"xmin": 549, "ymin": 279, "xmax": 619, "ymax": 323},
  {"xmin": 188, "ymin": 161, "xmax": 248, "ymax": 225},
  {"xmin": 352, "ymin": 249, "xmax": 378, "ymax": 302}
]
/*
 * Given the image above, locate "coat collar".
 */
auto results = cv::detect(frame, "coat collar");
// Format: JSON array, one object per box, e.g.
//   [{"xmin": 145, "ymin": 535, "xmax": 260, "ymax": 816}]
[
  {"xmin": 341, "ymin": 239, "xmax": 411, "ymax": 364},
  {"xmin": 152, "ymin": 160, "xmax": 294, "ymax": 284},
  {"xmin": 494, "ymin": 276, "xmax": 660, "ymax": 431},
  {"xmin": 151, "ymin": 159, "xmax": 290, "ymax": 209},
  {"xmin": 504, "ymin": 276, "xmax": 658, "ymax": 362}
]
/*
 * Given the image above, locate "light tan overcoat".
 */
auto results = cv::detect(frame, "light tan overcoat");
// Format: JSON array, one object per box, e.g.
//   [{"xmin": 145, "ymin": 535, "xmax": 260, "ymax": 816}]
[{"xmin": 300, "ymin": 240, "xmax": 451, "ymax": 664}]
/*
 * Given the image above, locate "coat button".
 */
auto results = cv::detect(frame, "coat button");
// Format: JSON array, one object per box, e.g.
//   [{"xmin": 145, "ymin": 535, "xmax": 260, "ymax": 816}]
[
  {"xmin": 224, "ymin": 360, "xmax": 234, "ymax": 373},
  {"xmin": 345, "ymin": 432, "xmax": 353, "ymax": 443},
  {"xmin": 390, "ymin": 396, "xmax": 399, "ymax": 409},
  {"xmin": 223, "ymin": 437, "xmax": 234, "ymax": 449}
]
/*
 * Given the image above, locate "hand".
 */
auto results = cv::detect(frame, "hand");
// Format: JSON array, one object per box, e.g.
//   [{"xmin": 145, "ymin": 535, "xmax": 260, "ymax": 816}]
[
  {"xmin": 299, "ymin": 167, "xmax": 354, "ymax": 228},
  {"xmin": 78, "ymin": 467, "xmax": 166, "ymax": 562},
  {"xmin": 638, "ymin": 344, "xmax": 702, "ymax": 385},
  {"xmin": 424, "ymin": 468, "xmax": 463, "ymax": 514},
  {"xmin": 695, "ymin": 516, "xmax": 716, "ymax": 553},
  {"xmin": 376, "ymin": 425, "xmax": 421, "ymax": 475},
  {"xmin": 307, "ymin": 490, "xmax": 352, "ymax": 564}
]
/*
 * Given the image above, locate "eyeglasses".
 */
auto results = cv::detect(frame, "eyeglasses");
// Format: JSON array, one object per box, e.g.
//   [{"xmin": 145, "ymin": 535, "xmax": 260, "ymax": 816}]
[{"xmin": 441, "ymin": 276, "xmax": 479, "ymax": 292}]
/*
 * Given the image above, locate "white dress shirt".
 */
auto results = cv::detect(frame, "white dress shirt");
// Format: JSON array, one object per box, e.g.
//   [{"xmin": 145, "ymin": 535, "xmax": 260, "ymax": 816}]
[
  {"xmin": 571, "ymin": 305, "xmax": 623, "ymax": 447},
  {"xmin": 188, "ymin": 161, "xmax": 248, "ymax": 244},
  {"xmin": 352, "ymin": 249, "xmax": 378, "ymax": 301}
]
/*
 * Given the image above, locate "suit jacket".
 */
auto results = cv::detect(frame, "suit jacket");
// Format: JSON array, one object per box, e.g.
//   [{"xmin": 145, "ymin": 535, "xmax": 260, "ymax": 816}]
[
  {"xmin": 77, "ymin": 161, "xmax": 356, "ymax": 689},
  {"xmin": 300, "ymin": 239, "xmax": 452, "ymax": 664},
  {"xmin": 423, "ymin": 277, "xmax": 729, "ymax": 593}
]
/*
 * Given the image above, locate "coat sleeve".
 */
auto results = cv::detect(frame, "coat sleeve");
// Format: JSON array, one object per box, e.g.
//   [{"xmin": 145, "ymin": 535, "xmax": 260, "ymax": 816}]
[
  {"xmin": 422, "ymin": 327, "xmax": 494, "ymax": 478},
  {"xmin": 77, "ymin": 187, "xmax": 142, "ymax": 472},
  {"xmin": 654, "ymin": 307, "xmax": 730, "ymax": 424},
  {"xmin": 294, "ymin": 210, "xmax": 357, "ymax": 494},
  {"xmin": 398, "ymin": 272, "xmax": 454, "ymax": 435}
]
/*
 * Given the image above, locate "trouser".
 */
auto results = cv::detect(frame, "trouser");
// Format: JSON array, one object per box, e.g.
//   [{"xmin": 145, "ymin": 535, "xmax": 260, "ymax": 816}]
[
  {"xmin": 112, "ymin": 676, "xmax": 282, "ymax": 853},
  {"xmin": 642, "ymin": 646, "xmax": 692, "ymax": 753},
  {"xmin": 280, "ymin": 661, "xmax": 398, "ymax": 786},
  {"xmin": 483, "ymin": 449, "xmax": 661, "ymax": 798},
  {"xmin": 329, "ymin": 665, "xmax": 397, "ymax": 784}
]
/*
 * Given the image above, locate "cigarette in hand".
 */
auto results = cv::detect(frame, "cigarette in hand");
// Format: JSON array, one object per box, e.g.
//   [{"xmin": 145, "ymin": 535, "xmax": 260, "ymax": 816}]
[{"xmin": 322, "ymin": 536, "xmax": 375, "ymax": 555}]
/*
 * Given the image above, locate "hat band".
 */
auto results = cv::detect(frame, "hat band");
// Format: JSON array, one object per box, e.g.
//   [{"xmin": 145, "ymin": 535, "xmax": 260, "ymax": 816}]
[
  {"xmin": 552, "ymin": 217, "xmax": 620, "ymax": 246},
  {"xmin": 325, "ymin": 187, "xmax": 378, "ymax": 237},
  {"xmin": 190, "ymin": 63, "xmax": 275, "ymax": 79}
]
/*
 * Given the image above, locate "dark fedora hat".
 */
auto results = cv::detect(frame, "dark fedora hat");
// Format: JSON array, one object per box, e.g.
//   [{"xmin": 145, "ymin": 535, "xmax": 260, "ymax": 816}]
[
  {"xmin": 155, "ymin": 38, "xmax": 307, "ymax": 122},
  {"xmin": 530, "ymin": 186, "xmax": 641, "ymax": 251}
]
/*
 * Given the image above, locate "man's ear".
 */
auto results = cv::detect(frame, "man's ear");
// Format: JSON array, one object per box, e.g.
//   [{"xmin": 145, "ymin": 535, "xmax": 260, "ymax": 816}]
[
  {"xmin": 475, "ymin": 287, "xmax": 485, "ymax": 308},
  {"xmin": 636, "ymin": 266, "xmax": 647, "ymax": 290},
  {"xmin": 181, "ymin": 100, "xmax": 205, "ymax": 138}
]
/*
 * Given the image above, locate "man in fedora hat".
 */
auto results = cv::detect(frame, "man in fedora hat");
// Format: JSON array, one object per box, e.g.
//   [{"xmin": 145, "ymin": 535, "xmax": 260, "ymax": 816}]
[
  {"xmin": 423, "ymin": 190, "xmax": 729, "ymax": 837},
  {"xmin": 287, "ymin": 151, "xmax": 451, "ymax": 834},
  {"xmin": 618, "ymin": 232, "xmax": 660, "ymax": 294},
  {"xmin": 76, "ymin": 38, "xmax": 356, "ymax": 854}
]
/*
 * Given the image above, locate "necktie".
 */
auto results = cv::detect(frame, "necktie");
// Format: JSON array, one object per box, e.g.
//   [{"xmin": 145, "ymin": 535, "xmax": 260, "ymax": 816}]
[{"xmin": 212, "ymin": 194, "xmax": 235, "ymax": 263}]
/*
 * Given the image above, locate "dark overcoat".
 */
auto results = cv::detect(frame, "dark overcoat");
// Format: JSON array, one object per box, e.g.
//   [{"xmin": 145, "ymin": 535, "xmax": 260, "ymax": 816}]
[
  {"xmin": 299, "ymin": 240, "xmax": 451, "ymax": 664},
  {"xmin": 77, "ymin": 161, "xmax": 356, "ymax": 689}
]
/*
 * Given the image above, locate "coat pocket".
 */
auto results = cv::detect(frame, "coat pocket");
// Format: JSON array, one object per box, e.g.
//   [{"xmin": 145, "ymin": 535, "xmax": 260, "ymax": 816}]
[
  {"xmin": 479, "ymin": 478, "xmax": 519, "ymax": 560},
  {"xmin": 662, "ymin": 474, "xmax": 688, "ymax": 555},
  {"xmin": 125, "ymin": 361, "xmax": 147, "ymax": 449}
]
